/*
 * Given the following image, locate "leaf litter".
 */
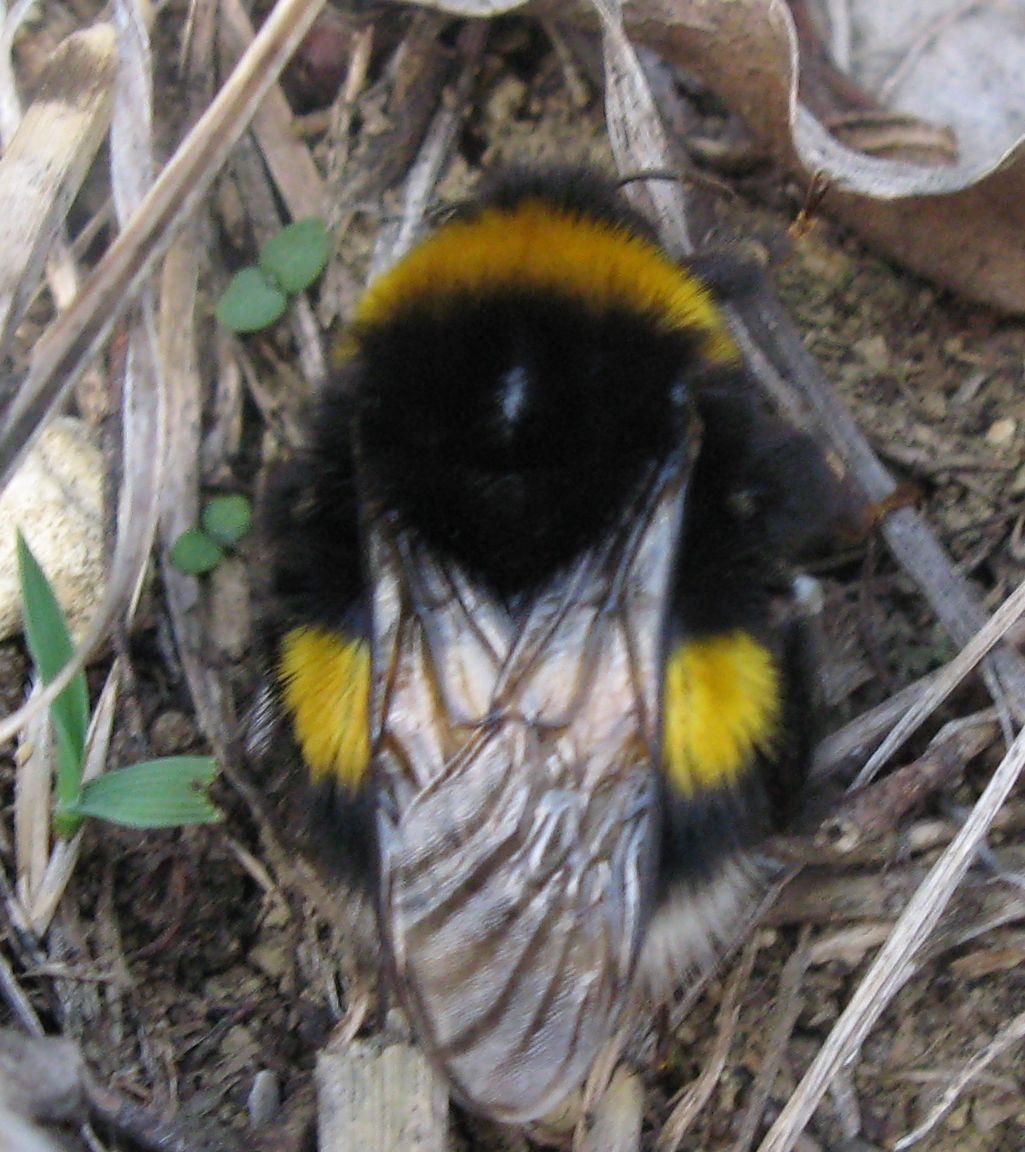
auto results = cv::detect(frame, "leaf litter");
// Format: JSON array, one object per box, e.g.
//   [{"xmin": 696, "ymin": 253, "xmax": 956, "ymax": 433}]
[{"xmin": 0, "ymin": 2, "xmax": 1024, "ymax": 1150}]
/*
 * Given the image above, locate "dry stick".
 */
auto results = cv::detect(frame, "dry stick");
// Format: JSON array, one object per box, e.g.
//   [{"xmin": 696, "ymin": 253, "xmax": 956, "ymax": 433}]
[
  {"xmin": 220, "ymin": 0, "xmax": 325, "ymax": 219},
  {"xmin": 0, "ymin": 0, "xmax": 328, "ymax": 746},
  {"xmin": 756, "ymin": 722, "xmax": 1025, "ymax": 1152},
  {"xmin": 812, "ymin": 668, "xmax": 942, "ymax": 779},
  {"xmin": 594, "ymin": 0, "xmax": 691, "ymax": 248},
  {"xmin": 730, "ymin": 294, "xmax": 1025, "ymax": 720},
  {"xmin": 157, "ymin": 0, "xmax": 234, "ymax": 767},
  {"xmin": 853, "ymin": 576, "xmax": 1025, "ymax": 788},
  {"xmin": 0, "ymin": 949, "xmax": 44, "ymax": 1036},
  {"xmin": 368, "ymin": 20, "xmax": 488, "ymax": 277},
  {"xmin": 26, "ymin": 669, "xmax": 119, "ymax": 936}
]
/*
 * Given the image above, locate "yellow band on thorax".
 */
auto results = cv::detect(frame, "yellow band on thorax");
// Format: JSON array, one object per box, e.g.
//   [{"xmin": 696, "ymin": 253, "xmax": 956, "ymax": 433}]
[{"xmin": 353, "ymin": 201, "xmax": 738, "ymax": 364}]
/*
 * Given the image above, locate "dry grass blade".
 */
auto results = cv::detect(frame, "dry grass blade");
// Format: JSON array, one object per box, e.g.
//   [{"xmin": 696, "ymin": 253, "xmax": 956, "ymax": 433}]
[
  {"xmin": 0, "ymin": 0, "xmax": 327, "ymax": 748},
  {"xmin": 159, "ymin": 234, "xmax": 238, "ymax": 759},
  {"xmin": 592, "ymin": 0, "xmax": 690, "ymax": 246},
  {"xmin": 369, "ymin": 21, "xmax": 488, "ymax": 276},
  {"xmin": 0, "ymin": 25, "xmax": 116, "ymax": 363},
  {"xmin": 813, "ymin": 669, "xmax": 941, "ymax": 779},
  {"xmin": 657, "ymin": 934, "xmax": 760, "ymax": 1151},
  {"xmin": 24, "ymin": 664, "xmax": 120, "ymax": 936},
  {"xmin": 111, "ymin": 0, "xmax": 154, "ymax": 215},
  {"xmin": 731, "ymin": 929, "xmax": 810, "ymax": 1152},
  {"xmin": 0, "ymin": 0, "xmax": 327, "ymax": 487},
  {"xmin": 14, "ymin": 686, "xmax": 53, "ymax": 912},
  {"xmin": 756, "ymin": 723, "xmax": 1025, "ymax": 1152},
  {"xmin": 156, "ymin": 9, "xmax": 234, "ymax": 761},
  {"xmin": 854, "ymin": 576, "xmax": 1025, "ymax": 787},
  {"xmin": 892, "ymin": 1008, "xmax": 1025, "ymax": 1150},
  {"xmin": 0, "ymin": 948, "xmax": 43, "ymax": 1036}
]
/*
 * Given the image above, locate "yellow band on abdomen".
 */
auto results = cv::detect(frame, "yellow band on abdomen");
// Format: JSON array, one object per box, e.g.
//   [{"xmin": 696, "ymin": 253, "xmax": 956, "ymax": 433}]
[
  {"xmin": 278, "ymin": 626, "xmax": 372, "ymax": 789},
  {"xmin": 663, "ymin": 630, "xmax": 780, "ymax": 796}
]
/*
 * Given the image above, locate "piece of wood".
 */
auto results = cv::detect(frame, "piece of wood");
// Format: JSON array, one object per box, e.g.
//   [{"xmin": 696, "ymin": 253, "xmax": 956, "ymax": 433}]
[{"xmin": 316, "ymin": 1033, "xmax": 449, "ymax": 1152}]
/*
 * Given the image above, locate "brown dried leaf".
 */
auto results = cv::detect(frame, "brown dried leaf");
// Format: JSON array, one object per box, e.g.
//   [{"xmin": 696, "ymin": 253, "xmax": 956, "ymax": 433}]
[{"xmin": 414, "ymin": 0, "xmax": 1025, "ymax": 313}]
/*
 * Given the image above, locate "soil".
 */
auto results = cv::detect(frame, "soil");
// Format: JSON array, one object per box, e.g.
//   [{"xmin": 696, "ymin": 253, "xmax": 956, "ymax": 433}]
[{"xmin": 2, "ymin": 6, "xmax": 1025, "ymax": 1152}]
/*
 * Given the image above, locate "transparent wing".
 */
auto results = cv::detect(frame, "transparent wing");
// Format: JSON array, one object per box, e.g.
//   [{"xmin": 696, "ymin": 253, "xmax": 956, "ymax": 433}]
[{"xmin": 366, "ymin": 456, "xmax": 689, "ymax": 1122}]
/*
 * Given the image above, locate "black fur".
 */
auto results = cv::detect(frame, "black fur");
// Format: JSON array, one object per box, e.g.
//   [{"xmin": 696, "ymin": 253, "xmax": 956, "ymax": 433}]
[
  {"xmin": 257, "ymin": 166, "xmax": 839, "ymax": 901},
  {"xmin": 352, "ymin": 292, "xmax": 710, "ymax": 599}
]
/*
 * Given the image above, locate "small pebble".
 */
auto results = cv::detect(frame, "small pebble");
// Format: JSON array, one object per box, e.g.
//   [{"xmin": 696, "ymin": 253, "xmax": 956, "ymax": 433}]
[
  {"xmin": 986, "ymin": 417, "xmax": 1016, "ymax": 446},
  {"xmin": 149, "ymin": 710, "xmax": 196, "ymax": 756},
  {"xmin": 248, "ymin": 1069, "xmax": 280, "ymax": 1128},
  {"xmin": 0, "ymin": 418, "xmax": 106, "ymax": 642}
]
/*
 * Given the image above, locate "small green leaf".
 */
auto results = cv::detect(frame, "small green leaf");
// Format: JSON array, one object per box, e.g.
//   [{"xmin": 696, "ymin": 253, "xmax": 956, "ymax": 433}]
[
  {"xmin": 170, "ymin": 528, "xmax": 225, "ymax": 575},
  {"xmin": 201, "ymin": 494, "xmax": 253, "ymax": 547},
  {"xmin": 71, "ymin": 757, "xmax": 221, "ymax": 828},
  {"xmin": 215, "ymin": 268, "xmax": 288, "ymax": 333},
  {"xmin": 17, "ymin": 532, "xmax": 89, "ymax": 807},
  {"xmin": 259, "ymin": 218, "xmax": 330, "ymax": 295}
]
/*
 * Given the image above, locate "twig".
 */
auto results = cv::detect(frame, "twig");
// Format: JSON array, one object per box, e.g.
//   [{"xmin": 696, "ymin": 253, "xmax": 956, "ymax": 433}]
[
  {"xmin": 892, "ymin": 1008, "xmax": 1025, "ymax": 1150},
  {"xmin": 0, "ymin": 0, "xmax": 328, "ymax": 746},
  {"xmin": 854, "ymin": 576, "xmax": 1025, "ymax": 787},
  {"xmin": 0, "ymin": 949, "xmax": 43, "ymax": 1036},
  {"xmin": 730, "ymin": 292, "xmax": 1025, "ymax": 722},
  {"xmin": 0, "ymin": 25, "xmax": 116, "ymax": 361},
  {"xmin": 656, "ymin": 934, "xmax": 761, "ymax": 1151},
  {"xmin": 731, "ymin": 928, "xmax": 810, "ymax": 1152},
  {"xmin": 369, "ymin": 20, "xmax": 488, "ymax": 276},
  {"xmin": 756, "ymin": 722, "xmax": 1025, "ymax": 1152}
]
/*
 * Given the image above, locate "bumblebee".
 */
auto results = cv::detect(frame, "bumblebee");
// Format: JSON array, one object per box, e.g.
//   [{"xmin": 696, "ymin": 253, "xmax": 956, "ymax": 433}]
[{"xmin": 256, "ymin": 168, "xmax": 839, "ymax": 1125}]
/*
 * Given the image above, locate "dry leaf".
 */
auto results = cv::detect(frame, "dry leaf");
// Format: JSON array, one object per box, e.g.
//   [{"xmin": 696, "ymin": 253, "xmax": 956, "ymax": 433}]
[{"xmin": 412, "ymin": 0, "xmax": 1025, "ymax": 314}]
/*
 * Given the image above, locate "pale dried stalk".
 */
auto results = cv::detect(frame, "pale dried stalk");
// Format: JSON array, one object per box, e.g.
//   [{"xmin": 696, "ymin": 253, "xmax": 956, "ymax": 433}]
[
  {"xmin": 24, "ymin": 666, "xmax": 120, "ymax": 936},
  {"xmin": 593, "ymin": 0, "xmax": 690, "ymax": 248},
  {"xmin": 0, "ymin": 25, "xmax": 117, "ymax": 362},
  {"xmin": 757, "ymin": 722, "xmax": 1025, "ymax": 1152},
  {"xmin": 855, "ymin": 575, "xmax": 1025, "ymax": 787},
  {"xmin": 369, "ymin": 20, "xmax": 488, "ymax": 276},
  {"xmin": 657, "ymin": 934, "xmax": 761, "ymax": 1151},
  {"xmin": 892, "ymin": 1008, "xmax": 1025, "ymax": 1150},
  {"xmin": 0, "ymin": 0, "xmax": 328, "ymax": 746},
  {"xmin": 220, "ymin": 0, "xmax": 325, "ymax": 219}
]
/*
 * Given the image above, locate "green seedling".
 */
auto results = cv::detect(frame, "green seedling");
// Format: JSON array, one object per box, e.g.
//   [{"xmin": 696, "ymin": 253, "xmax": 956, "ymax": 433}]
[
  {"xmin": 170, "ymin": 493, "xmax": 253, "ymax": 577},
  {"xmin": 216, "ymin": 217, "xmax": 330, "ymax": 334},
  {"xmin": 18, "ymin": 532, "xmax": 220, "ymax": 837}
]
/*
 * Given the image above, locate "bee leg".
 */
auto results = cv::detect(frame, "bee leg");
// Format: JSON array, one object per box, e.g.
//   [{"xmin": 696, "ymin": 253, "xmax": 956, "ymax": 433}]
[
  {"xmin": 652, "ymin": 1002, "xmax": 673, "ymax": 1070},
  {"xmin": 686, "ymin": 238, "xmax": 778, "ymax": 300}
]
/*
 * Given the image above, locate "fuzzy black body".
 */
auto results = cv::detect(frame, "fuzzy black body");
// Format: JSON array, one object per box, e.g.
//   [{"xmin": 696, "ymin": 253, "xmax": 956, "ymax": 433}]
[{"xmin": 257, "ymin": 168, "xmax": 839, "ymax": 1122}]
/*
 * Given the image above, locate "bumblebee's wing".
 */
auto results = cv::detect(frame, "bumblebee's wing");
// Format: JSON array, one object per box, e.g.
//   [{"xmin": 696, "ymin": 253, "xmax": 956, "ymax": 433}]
[{"xmin": 364, "ymin": 456, "xmax": 690, "ymax": 1123}]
